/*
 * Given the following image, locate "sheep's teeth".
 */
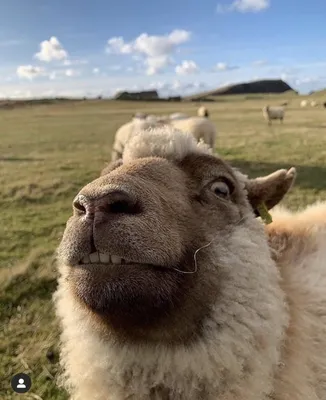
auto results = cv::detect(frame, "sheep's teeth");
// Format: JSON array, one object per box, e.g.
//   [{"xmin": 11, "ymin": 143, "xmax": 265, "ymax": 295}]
[
  {"xmin": 111, "ymin": 255, "xmax": 122, "ymax": 264},
  {"xmin": 89, "ymin": 252, "xmax": 100, "ymax": 263},
  {"xmin": 80, "ymin": 253, "xmax": 135, "ymax": 265},
  {"xmin": 99, "ymin": 253, "xmax": 111, "ymax": 263},
  {"xmin": 82, "ymin": 255, "xmax": 90, "ymax": 264}
]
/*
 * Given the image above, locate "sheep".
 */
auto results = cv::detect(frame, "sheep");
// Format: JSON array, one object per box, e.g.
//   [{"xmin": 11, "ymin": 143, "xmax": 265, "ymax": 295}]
[
  {"xmin": 54, "ymin": 124, "xmax": 326, "ymax": 399},
  {"xmin": 169, "ymin": 112, "xmax": 189, "ymax": 120},
  {"xmin": 111, "ymin": 118, "xmax": 159, "ymax": 161},
  {"xmin": 310, "ymin": 100, "xmax": 318, "ymax": 107},
  {"xmin": 132, "ymin": 112, "xmax": 147, "ymax": 120},
  {"xmin": 197, "ymin": 105, "xmax": 209, "ymax": 118},
  {"xmin": 280, "ymin": 101, "xmax": 288, "ymax": 106},
  {"xmin": 170, "ymin": 116, "xmax": 217, "ymax": 149},
  {"xmin": 262, "ymin": 105, "xmax": 285, "ymax": 125},
  {"xmin": 111, "ymin": 116, "xmax": 217, "ymax": 161},
  {"xmin": 300, "ymin": 100, "xmax": 308, "ymax": 107}
]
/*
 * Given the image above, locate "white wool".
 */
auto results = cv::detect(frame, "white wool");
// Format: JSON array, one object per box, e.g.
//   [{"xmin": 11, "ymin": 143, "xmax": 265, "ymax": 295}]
[
  {"xmin": 262, "ymin": 105, "xmax": 285, "ymax": 124},
  {"xmin": 123, "ymin": 125, "xmax": 212, "ymax": 163},
  {"xmin": 300, "ymin": 100, "xmax": 308, "ymax": 107},
  {"xmin": 170, "ymin": 116, "xmax": 217, "ymax": 149}
]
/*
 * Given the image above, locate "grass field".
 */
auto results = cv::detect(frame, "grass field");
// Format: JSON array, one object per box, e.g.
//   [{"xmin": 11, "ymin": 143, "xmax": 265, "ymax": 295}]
[{"xmin": 1, "ymin": 95, "xmax": 326, "ymax": 399}]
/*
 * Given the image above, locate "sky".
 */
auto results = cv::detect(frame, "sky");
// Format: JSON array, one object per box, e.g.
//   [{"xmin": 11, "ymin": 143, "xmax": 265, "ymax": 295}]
[{"xmin": 0, "ymin": 0, "xmax": 326, "ymax": 99}]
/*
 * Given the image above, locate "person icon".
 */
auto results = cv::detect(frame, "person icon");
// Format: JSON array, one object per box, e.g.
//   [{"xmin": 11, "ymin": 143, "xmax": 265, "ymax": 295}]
[
  {"xmin": 11, "ymin": 373, "xmax": 32, "ymax": 393},
  {"xmin": 17, "ymin": 378, "xmax": 26, "ymax": 389}
]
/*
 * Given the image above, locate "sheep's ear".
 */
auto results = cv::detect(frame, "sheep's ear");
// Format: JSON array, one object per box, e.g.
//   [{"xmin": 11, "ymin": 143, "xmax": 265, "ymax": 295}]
[
  {"xmin": 100, "ymin": 159, "xmax": 123, "ymax": 176},
  {"xmin": 246, "ymin": 167, "xmax": 297, "ymax": 216}
]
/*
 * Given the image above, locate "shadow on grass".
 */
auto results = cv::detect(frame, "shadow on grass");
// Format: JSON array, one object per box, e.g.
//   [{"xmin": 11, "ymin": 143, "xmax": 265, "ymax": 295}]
[{"xmin": 229, "ymin": 159, "xmax": 326, "ymax": 191}]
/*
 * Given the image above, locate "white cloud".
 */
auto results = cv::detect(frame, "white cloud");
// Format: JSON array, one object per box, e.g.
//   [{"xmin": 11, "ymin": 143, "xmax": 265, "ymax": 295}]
[
  {"xmin": 252, "ymin": 60, "xmax": 268, "ymax": 66},
  {"xmin": 145, "ymin": 55, "xmax": 172, "ymax": 75},
  {"xmin": 49, "ymin": 71, "xmax": 57, "ymax": 80},
  {"xmin": 63, "ymin": 59, "xmax": 88, "ymax": 66},
  {"xmin": 16, "ymin": 65, "xmax": 45, "ymax": 80},
  {"xmin": 35, "ymin": 36, "xmax": 68, "ymax": 62},
  {"xmin": 106, "ymin": 29, "xmax": 191, "ymax": 75},
  {"xmin": 65, "ymin": 69, "xmax": 79, "ymax": 77},
  {"xmin": 175, "ymin": 60, "xmax": 199, "ymax": 75},
  {"xmin": 47, "ymin": 68, "xmax": 80, "ymax": 80},
  {"xmin": 214, "ymin": 62, "xmax": 239, "ymax": 71},
  {"xmin": 0, "ymin": 89, "xmax": 33, "ymax": 99},
  {"xmin": 147, "ymin": 79, "xmax": 206, "ymax": 95},
  {"xmin": 93, "ymin": 67, "xmax": 100, "ymax": 74},
  {"xmin": 217, "ymin": 0, "xmax": 270, "ymax": 13}
]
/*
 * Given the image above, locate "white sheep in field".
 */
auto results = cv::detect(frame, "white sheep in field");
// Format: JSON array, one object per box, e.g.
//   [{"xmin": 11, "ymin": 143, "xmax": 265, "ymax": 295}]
[
  {"xmin": 197, "ymin": 105, "xmax": 209, "ymax": 117},
  {"xmin": 310, "ymin": 100, "xmax": 318, "ymax": 107},
  {"xmin": 262, "ymin": 105, "xmax": 285, "ymax": 125},
  {"xmin": 300, "ymin": 100, "xmax": 308, "ymax": 107},
  {"xmin": 111, "ymin": 118, "xmax": 160, "ymax": 161},
  {"xmin": 55, "ymin": 126, "xmax": 326, "ymax": 400},
  {"xmin": 170, "ymin": 116, "xmax": 217, "ymax": 149},
  {"xmin": 169, "ymin": 112, "xmax": 189, "ymax": 120},
  {"xmin": 111, "ymin": 116, "xmax": 217, "ymax": 161}
]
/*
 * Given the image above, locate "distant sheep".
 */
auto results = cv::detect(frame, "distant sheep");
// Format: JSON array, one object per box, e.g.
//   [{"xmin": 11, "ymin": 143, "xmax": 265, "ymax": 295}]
[
  {"xmin": 111, "ymin": 115, "xmax": 217, "ymax": 161},
  {"xmin": 55, "ymin": 125, "xmax": 326, "ymax": 399},
  {"xmin": 300, "ymin": 100, "xmax": 308, "ymax": 107},
  {"xmin": 310, "ymin": 100, "xmax": 318, "ymax": 107},
  {"xmin": 262, "ymin": 105, "xmax": 285, "ymax": 125},
  {"xmin": 111, "ymin": 118, "xmax": 160, "ymax": 161},
  {"xmin": 170, "ymin": 116, "xmax": 217, "ymax": 149},
  {"xmin": 132, "ymin": 112, "xmax": 147, "ymax": 120},
  {"xmin": 281, "ymin": 101, "xmax": 288, "ymax": 106},
  {"xmin": 197, "ymin": 105, "xmax": 209, "ymax": 118}
]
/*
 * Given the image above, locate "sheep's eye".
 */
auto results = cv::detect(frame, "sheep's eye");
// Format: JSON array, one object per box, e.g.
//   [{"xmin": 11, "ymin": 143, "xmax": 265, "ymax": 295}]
[{"xmin": 210, "ymin": 181, "xmax": 231, "ymax": 198}]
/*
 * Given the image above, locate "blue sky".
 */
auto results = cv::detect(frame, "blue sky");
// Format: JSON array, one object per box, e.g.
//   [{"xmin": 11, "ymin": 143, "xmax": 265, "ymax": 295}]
[{"xmin": 0, "ymin": 0, "xmax": 326, "ymax": 98}]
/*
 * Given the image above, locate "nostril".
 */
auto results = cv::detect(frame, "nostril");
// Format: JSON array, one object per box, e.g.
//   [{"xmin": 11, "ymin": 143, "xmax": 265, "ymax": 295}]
[
  {"xmin": 109, "ymin": 199, "xmax": 140, "ymax": 214},
  {"xmin": 73, "ymin": 198, "xmax": 86, "ymax": 214},
  {"xmin": 104, "ymin": 190, "xmax": 141, "ymax": 215}
]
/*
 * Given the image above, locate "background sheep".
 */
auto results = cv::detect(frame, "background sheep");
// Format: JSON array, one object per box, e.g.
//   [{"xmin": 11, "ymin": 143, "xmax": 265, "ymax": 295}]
[
  {"xmin": 132, "ymin": 112, "xmax": 147, "ymax": 120},
  {"xmin": 169, "ymin": 112, "xmax": 189, "ymax": 120},
  {"xmin": 55, "ymin": 125, "xmax": 326, "ymax": 400},
  {"xmin": 262, "ymin": 105, "xmax": 285, "ymax": 125},
  {"xmin": 111, "ymin": 118, "xmax": 160, "ymax": 161},
  {"xmin": 170, "ymin": 116, "xmax": 217, "ymax": 149},
  {"xmin": 197, "ymin": 105, "xmax": 209, "ymax": 118},
  {"xmin": 310, "ymin": 100, "xmax": 318, "ymax": 107},
  {"xmin": 111, "ymin": 115, "xmax": 217, "ymax": 161},
  {"xmin": 300, "ymin": 100, "xmax": 308, "ymax": 107}
]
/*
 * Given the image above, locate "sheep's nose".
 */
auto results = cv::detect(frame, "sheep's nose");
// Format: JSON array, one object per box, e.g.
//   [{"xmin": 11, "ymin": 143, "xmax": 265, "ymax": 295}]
[{"xmin": 73, "ymin": 189, "xmax": 141, "ymax": 218}]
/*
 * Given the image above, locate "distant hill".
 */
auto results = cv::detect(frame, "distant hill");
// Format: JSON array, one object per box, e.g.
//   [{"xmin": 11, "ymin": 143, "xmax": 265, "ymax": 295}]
[
  {"xmin": 184, "ymin": 79, "xmax": 297, "ymax": 101},
  {"xmin": 114, "ymin": 90, "xmax": 159, "ymax": 101}
]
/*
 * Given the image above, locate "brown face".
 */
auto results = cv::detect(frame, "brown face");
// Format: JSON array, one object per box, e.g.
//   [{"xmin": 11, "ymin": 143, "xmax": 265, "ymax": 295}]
[{"xmin": 57, "ymin": 153, "xmax": 295, "ymax": 342}]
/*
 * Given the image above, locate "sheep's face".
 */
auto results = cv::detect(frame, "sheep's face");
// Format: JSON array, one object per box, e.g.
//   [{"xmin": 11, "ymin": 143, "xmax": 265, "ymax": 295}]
[{"xmin": 57, "ymin": 149, "xmax": 295, "ymax": 343}]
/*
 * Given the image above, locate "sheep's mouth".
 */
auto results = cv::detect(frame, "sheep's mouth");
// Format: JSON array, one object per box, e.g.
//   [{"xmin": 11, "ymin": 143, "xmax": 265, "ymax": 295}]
[{"xmin": 78, "ymin": 251, "xmax": 142, "ymax": 266}]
